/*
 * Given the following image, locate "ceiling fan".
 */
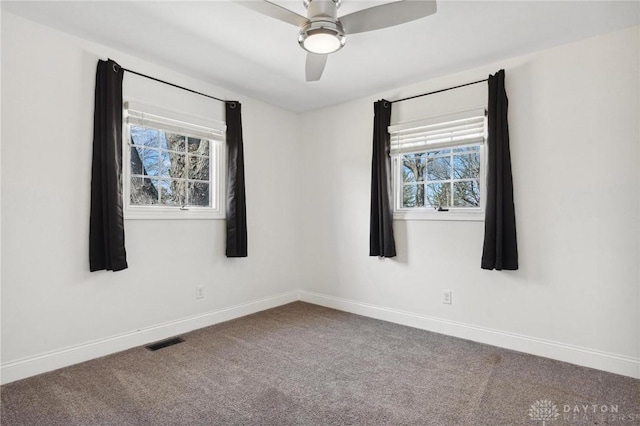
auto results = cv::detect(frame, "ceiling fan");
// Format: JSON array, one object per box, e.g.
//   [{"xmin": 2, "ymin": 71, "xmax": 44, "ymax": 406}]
[{"xmin": 239, "ymin": 0, "xmax": 437, "ymax": 81}]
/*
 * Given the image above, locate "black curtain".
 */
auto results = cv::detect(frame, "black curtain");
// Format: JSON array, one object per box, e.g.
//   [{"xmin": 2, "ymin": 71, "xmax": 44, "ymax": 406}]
[
  {"xmin": 482, "ymin": 70, "xmax": 518, "ymax": 270},
  {"xmin": 225, "ymin": 101, "xmax": 248, "ymax": 257},
  {"xmin": 89, "ymin": 59, "xmax": 128, "ymax": 272},
  {"xmin": 369, "ymin": 100, "xmax": 396, "ymax": 257}
]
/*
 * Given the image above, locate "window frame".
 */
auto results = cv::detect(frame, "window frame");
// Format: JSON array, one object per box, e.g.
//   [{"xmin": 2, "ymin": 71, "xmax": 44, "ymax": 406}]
[
  {"xmin": 389, "ymin": 108, "xmax": 487, "ymax": 222},
  {"xmin": 122, "ymin": 101, "xmax": 226, "ymax": 220}
]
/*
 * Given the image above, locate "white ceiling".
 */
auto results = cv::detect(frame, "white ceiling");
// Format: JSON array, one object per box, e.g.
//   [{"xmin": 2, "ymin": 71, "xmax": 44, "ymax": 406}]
[{"xmin": 2, "ymin": 1, "xmax": 639, "ymax": 112}]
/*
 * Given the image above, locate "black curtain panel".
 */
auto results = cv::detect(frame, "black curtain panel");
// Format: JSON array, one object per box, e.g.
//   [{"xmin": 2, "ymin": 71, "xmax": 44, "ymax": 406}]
[
  {"xmin": 89, "ymin": 59, "xmax": 128, "ymax": 272},
  {"xmin": 225, "ymin": 101, "xmax": 248, "ymax": 258},
  {"xmin": 482, "ymin": 69, "xmax": 518, "ymax": 270},
  {"xmin": 369, "ymin": 100, "xmax": 396, "ymax": 257}
]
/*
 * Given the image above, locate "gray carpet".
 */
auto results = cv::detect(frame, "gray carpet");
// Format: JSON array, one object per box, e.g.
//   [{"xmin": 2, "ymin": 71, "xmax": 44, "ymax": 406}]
[{"xmin": 1, "ymin": 302, "xmax": 638, "ymax": 425}]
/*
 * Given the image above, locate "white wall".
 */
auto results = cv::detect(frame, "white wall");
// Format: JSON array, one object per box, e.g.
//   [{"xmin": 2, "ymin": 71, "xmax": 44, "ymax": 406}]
[
  {"xmin": 1, "ymin": 13, "xmax": 304, "ymax": 381},
  {"xmin": 2, "ymin": 11, "xmax": 639, "ymax": 382},
  {"xmin": 299, "ymin": 26, "xmax": 640, "ymax": 377}
]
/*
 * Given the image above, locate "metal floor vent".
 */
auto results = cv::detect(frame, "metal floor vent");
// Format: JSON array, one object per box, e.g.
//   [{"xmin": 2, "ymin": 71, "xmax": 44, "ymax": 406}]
[{"xmin": 145, "ymin": 337, "xmax": 185, "ymax": 351}]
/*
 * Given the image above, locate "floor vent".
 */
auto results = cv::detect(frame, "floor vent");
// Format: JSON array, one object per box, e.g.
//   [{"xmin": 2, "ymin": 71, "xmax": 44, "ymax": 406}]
[{"xmin": 145, "ymin": 337, "xmax": 185, "ymax": 351}]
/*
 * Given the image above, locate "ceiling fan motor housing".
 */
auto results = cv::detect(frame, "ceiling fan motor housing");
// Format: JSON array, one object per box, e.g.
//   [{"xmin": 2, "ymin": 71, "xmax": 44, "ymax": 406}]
[
  {"xmin": 304, "ymin": 0, "xmax": 341, "ymax": 15},
  {"xmin": 299, "ymin": 0, "xmax": 346, "ymax": 54}
]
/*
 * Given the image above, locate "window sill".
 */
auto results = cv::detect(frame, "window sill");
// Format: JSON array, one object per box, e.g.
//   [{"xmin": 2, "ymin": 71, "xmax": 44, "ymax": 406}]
[
  {"xmin": 393, "ymin": 209, "xmax": 484, "ymax": 222},
  {"xmin": 125, "ymin": 207, "xmax": 224, "ymax": 220}
]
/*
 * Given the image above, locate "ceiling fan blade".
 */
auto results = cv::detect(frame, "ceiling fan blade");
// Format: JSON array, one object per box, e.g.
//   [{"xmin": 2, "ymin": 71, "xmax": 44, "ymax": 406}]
[
  {"xmin": 236, "ymin": 1, "xmax": 308, "ymax": 27},
  {"xmin": 340, "ymin": 0, "xmax": 437, "ymax": 35},
  {"xmin": 306, "ymin": 53, "xmax": 328, "ymax": 82}
]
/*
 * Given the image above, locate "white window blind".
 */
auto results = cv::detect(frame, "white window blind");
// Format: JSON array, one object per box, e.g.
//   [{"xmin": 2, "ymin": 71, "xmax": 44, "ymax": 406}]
[
  {"xmin": 125, "ymin": 101, "xmax": 226, "ymax": 142},
  {"xmin": 388, "ymin": 108, "xmax": 486, "ymax": 155}
]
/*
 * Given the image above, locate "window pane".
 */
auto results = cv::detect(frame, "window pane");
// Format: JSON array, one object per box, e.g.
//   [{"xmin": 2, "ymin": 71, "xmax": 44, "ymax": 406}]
[
  {"xmin": 426, "ymin": 183, "xmax": 451, "ymax": 208},
  {"xmin": 130, "ymin": 177, "xmax": 159, "ymax": 205},
  {"xmin": 165, "ymin": 133, "xmax": 186, "ymax": 152},
  {"xmin": 188, "ymin": 138, "xmax": 209, "ymax": 156},
  {"xmin": 158, "ymin": 179, "xmax": 186, "ymax": 206},
  {"xmin": 160, "ymin": 150, "xmax": 186, "ymax": 180},
  {"xmin": 188, "ymin": 182, "xmax": 210, "ymax": 207},
  {"xmin": 188, "ymin": 155, "xmax": 210, "ymax": 181},
  {"xmin": 453, "ymin": 153, "xmax": 480, "ymax": 179},
  {"xmin": 402, "ymin": 183, "xmax": 424, "ymax": 208},
  {"xmin": 402, "ymin": 153, "xmax": 425, "ymax": 183},
  {"xmin": 453, "ymin": 181, "xmax": 480, "ymax": 207},
  {"xmin": 131, "ymin": 146, "xmax": 151, "ymax": 176},
  {"xmin": 130, "ymin": 147, "xmax": 161, "ymax": 177},
  {"xmin": 426, "ymin": 156, "xmax": 451, "ymax": 181},
  {"xmin": 453, "ymin": 180, "xmax": 480, "ymax": 207},
  {"xmin": 131, "ymin": 126, "xmax": 160, "ymax": 149}
]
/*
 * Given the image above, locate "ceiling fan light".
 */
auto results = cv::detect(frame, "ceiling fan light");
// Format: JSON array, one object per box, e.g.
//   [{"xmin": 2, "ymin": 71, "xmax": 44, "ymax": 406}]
[
  {"xmin": 304, "ymin": 32, "xmax": 341, "ymax": 54},
  {"xmin": 299, "ymin": 21, "xmax": 346, "ymax": 55}
]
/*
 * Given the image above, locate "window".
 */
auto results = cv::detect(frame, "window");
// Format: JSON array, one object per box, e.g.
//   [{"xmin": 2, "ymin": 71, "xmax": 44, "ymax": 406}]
[
  {"xmin": 389, "ymin": 109, "xmax": 486, "ymax": 220},
  {"xmin": 123, "ymin": 102, "xmax": 226, "ymax": 219}
]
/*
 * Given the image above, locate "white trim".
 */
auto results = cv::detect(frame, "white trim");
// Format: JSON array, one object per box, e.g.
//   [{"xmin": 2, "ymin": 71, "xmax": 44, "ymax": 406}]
[
  {"xmin": 0, "ymin": 291, "xmax": 299, "ymax": 385},
  {"xmin": 124, "ymin": 206, "xmax": 225, "ymax": 220},
  {"xmin": 298, "ymin": 290, "xmax": 640, "ymax": 379},
  {"xmin": 3, "ymin": 289, "xmax": 638, "ymax": 384},
  {"xmin": 393, "ymin": 209, "xmax": 484, "ymax": 222}
]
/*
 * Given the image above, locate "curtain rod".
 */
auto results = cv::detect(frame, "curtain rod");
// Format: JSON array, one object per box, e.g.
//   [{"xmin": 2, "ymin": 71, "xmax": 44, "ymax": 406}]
[
  {"xmin": 117, "ymin": 64, "xmax": 227, "ymax": 104},
  {"xmin": 390, "ymin": 78, "xmax": 488, "ymax": 104}
]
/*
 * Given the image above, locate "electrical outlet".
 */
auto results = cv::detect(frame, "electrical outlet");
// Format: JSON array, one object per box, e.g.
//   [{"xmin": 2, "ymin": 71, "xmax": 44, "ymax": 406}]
[
  {"xmin": 196, "ymin": 285, "xmax": 204, "ymax": 299},
  {"xmin": 442, "ymin": 290, "xmax": 452, "ymax": 305}
]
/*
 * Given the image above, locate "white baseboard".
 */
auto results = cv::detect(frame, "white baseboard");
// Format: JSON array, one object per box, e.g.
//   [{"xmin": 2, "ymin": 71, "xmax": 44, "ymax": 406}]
[
  {"xmin": 299, "ymin": 290, "xmax": 640, "ymax": 379},
  {"xmin": 0, "ymin": 291, "xmax": 299, "ymax": 385},
  {"xmin": 3, "ymin": 289, "xmax": 638, "ymax": 384}
]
